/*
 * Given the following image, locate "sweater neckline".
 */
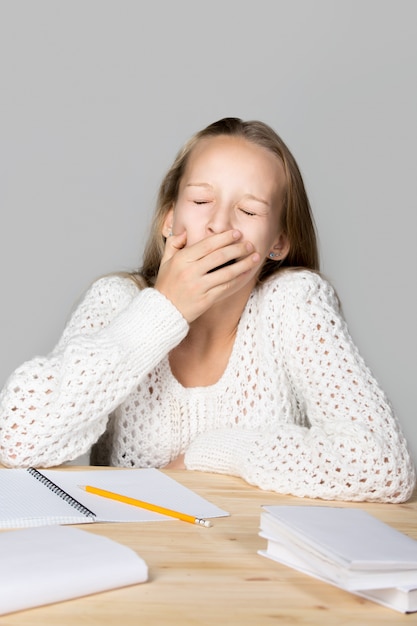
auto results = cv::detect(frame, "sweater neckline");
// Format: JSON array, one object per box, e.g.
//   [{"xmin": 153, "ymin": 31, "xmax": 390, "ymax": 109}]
[{"xmin": 164, "ymin": 288, "xmax": 256, "ymax": 393}]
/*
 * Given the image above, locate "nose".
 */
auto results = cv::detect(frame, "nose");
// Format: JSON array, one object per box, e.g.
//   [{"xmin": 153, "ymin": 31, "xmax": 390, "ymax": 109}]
[{"xmin": 206, "ymin": 203, "xmax": 233, "ymax": 234}]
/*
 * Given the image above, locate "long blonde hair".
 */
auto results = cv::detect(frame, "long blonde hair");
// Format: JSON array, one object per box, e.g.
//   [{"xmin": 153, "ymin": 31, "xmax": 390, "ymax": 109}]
[{"xmin": 131, "ymin": 117, "xmax": 319, "ymax": 287}]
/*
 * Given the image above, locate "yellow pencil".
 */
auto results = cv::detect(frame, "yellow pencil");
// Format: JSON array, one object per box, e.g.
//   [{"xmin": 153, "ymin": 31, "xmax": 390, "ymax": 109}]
[{"xmin": 79, "ymin": 485, "xmax": 212, "ymax": 527}]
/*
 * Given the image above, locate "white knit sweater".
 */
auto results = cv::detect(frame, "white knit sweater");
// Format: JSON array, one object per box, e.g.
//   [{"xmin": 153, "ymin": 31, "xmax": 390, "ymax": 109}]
[{"xmin": 0, "ymin": 270, "xmax": 414, "ymax": 502}]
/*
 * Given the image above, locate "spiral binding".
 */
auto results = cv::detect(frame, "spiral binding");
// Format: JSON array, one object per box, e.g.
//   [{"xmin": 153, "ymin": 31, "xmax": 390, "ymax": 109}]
[{"xmin": 27, "ymin": 467, "xmax": 96, "ymax": 519}]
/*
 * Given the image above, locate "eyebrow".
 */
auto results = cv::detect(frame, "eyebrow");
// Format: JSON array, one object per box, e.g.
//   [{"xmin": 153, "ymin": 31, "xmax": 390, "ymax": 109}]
[
  {"xmin": 243, "ymin": 193, "xmax": 270, "ymax": 207},
  {"xmin": 186, "ymin": 184, "xmax": 270, "ymax": 206},
  {"xmin": 186, "ymin": 183, "xmax": 212, "ymax": 190}
]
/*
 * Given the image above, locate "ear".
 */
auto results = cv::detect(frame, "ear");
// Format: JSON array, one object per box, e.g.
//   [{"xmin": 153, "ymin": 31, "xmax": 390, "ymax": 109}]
[
  {"xmin": 162, "ymin": 208, "xmax": 174, "ymax": 238},
  {"xmin": 268, "ymin": 232, "xmax": 290, "ymax": 262}
]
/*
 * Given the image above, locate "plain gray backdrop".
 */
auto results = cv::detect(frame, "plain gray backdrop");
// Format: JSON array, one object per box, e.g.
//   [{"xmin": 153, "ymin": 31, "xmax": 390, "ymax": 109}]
[{"xmin": 1, "ymin": 0, "xmax": 416, "ymax": 466}]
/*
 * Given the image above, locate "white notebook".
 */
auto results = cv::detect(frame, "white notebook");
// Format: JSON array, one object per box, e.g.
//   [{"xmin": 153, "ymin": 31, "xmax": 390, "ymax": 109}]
[
  {"xmin": 0, "ymin": 467, "xmax": 229, "ymax": 528},
  {"xmin": 0, "ymin": 525, "xmax": 148, "ymax": 615}
]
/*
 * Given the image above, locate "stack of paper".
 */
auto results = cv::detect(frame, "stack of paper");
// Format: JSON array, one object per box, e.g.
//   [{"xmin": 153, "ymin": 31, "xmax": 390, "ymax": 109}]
[{"xmin": 258, "ymin": 505, "xmax": 417, "ymax": 613}]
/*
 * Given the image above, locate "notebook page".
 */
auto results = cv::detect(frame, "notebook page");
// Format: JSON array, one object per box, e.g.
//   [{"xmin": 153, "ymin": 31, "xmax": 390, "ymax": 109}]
[
  {"xmin": 0, "ymin": 469, "xmax": 93, "ymax": 528},
  {"xmin": 41, "ymin": 468, "xmax": 230, "ymax": 522}
]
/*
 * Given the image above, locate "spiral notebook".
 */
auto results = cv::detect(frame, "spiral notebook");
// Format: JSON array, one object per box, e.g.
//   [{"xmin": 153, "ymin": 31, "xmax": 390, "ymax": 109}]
[{"xmin": 0, "ymin": 467, "xmax": 229, "ymax": 528}]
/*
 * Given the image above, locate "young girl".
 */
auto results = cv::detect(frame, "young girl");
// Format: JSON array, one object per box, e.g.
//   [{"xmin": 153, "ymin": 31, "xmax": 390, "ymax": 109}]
[{"xmin": 0, "ymin": 117, "xmax": 414, "ymax": 502}]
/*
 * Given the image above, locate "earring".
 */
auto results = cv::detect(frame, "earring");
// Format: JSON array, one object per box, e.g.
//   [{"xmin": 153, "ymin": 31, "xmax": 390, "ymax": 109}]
[{"xmin": 269, "ymin": 252, "xmax": 280, "ymax": 258}]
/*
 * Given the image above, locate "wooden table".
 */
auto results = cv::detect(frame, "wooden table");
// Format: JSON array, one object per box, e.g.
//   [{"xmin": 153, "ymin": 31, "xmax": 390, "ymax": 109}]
[{"xmin": 1, "ymin": 469, "xmax": 416, "ymax": 625}]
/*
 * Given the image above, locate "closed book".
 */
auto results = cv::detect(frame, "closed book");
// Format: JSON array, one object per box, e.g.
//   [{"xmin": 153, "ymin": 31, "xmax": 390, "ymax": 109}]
[
  {"xmin": 356, "ymin": 585, "xmax": 417, "ymax": 614},
  {"xmin": 259, "ymin": 506, "xmax": 417, "ymax": 593},
  {"xmin": 259, "ymin": 540, "xmax": 417, "ymax": 613}
]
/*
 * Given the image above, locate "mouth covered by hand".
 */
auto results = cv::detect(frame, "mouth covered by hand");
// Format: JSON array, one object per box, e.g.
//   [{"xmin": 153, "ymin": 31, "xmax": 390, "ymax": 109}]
[{"xmin": 207, "ymin": 258, "xmax": 237, "ymax": 274}]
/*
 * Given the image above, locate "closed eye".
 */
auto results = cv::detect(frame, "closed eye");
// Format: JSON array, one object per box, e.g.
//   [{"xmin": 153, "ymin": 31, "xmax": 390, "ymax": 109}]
[{"xmin": 240, "ymin": 208, "xmax": 256, "ymax": 216}]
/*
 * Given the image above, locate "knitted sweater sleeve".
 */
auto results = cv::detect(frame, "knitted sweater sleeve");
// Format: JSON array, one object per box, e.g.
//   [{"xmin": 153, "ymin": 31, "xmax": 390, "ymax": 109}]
[
  {"xmin": 184, "ymin": 272, "xmax": 416, "ymax": 502},
  {"xmin": 0, "ymin": 276, "xmax": 188, "ymax": 468}
]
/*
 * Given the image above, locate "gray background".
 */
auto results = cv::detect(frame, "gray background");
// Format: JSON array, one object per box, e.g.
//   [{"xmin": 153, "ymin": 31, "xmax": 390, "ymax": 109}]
[{"xmin": 1, "ymin": 0, "xmax": 416, "ymax": 467}]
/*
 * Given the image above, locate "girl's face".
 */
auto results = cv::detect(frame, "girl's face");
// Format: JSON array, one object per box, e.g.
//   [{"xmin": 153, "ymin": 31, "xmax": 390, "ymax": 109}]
[{"xmin": 169, "ymin": 135, "xmax": 288, "ymax": 279}]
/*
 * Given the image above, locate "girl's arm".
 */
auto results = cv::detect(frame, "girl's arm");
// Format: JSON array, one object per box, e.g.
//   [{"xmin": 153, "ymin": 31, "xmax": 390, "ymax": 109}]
[
  {"xmin": 184, "ymin": 273, "xmax": 416, "ymax": 502},
  {"xmin": 0, "ymin": 276, "xmax": 188, "ymax": 468}
]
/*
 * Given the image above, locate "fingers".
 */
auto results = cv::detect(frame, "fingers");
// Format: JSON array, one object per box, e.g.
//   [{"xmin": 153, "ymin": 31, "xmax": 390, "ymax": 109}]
[
  {"xmin": 206, "ymin": 245, "xmax": 260, "ymax": 282},
  {"xmin": 200, "ymin": 239, "xmax": 256, "ymax": 275},
  {"xmin": 161, "ymin": 231, "xmax": 187, "ymax": 263},
  {"xmin": 155, "ymin": 230, "xmax": 261, "ymax": 322},
  {"xmin": 161, "ymin": 229, "xmax": 245, "ymax": 273},
  {"xmin": 168, "ymin": 230, "xmax": 244, "ymax": 268},
  {"xmin": 189, "ymin": 230, "xmax": 242, "ymax": 263}
]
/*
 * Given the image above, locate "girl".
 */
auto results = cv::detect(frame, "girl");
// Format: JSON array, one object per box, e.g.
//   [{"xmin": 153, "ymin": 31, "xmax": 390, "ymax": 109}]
[{"xmin": 0, "ymin": 117, "xmax": 414, "ymax": 502}]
